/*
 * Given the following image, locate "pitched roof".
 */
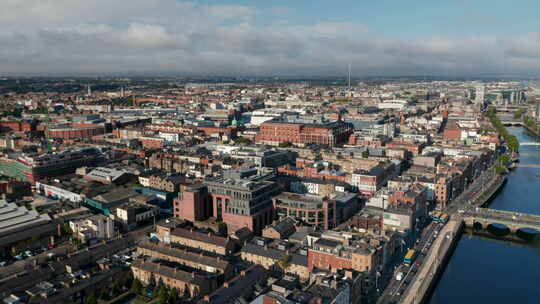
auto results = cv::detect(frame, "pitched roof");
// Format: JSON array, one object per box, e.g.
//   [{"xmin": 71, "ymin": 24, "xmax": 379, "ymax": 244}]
[{"xmin": 171, "ymin": 227, "xmax": 230, "ymax": 247}]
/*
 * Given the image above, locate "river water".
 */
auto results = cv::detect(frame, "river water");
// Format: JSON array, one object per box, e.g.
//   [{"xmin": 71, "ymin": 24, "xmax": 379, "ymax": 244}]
[{"xmin": 428, "ymin": 127, "xmax": 540, "ymax": 304}]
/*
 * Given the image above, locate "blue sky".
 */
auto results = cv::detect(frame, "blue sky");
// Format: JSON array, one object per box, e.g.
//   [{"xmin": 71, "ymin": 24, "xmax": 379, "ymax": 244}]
[
  {"xmin": 0, "ymin": 0, "xmax": 539, "ymax": 77},
  {"xmin": 196, "ymin": 0, "xmax": 537, "ymax": 36}
]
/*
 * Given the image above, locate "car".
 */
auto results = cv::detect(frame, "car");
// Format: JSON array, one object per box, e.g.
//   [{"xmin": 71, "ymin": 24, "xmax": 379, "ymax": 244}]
[{"xmin": 416, "ymin": 262, "xmax": 421, "ymax": 267}]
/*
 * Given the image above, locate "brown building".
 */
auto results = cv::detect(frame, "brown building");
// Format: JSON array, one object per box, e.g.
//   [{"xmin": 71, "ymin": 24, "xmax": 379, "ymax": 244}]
[
  {"xmin": 149, "ymin": 173, "xmax": 186, "ymax": 192},
  {"xmin": 199, "ymin": 265, "xmax": 268, "ymax": 304},
  {"xmin": 262, "ymin": 217, "xmax": 297, "ymax": 240},
  {"xmin": 131, "ymin": 259, "xmax": 214, "ymax": 299},
  {"xmin": 240, "ymin": 237, "xmax": 310, "ymax": 281},
  {"xmin": 47, "ymin": 125, "xmax": 106, "ymax": 139},
  {"xmin": 139, "ymin": 136, "xmax": 165, "ymax": 149},
  {"xmin": 256, "ymin": 118, "xmax": 352, "ymax": 147},
  {"xmin": 137, "ymin": 241, "xmax": 234, "ymax": 280},
  {"xmin": 307, "ymin": 237, "xmax": 382, "ymax": 273},
  {"xmin": 156, "ymin": 225, "xmax": 234, "ymax": 255}
]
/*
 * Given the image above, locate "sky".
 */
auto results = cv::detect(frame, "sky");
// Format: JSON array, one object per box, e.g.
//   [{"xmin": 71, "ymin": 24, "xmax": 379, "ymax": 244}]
[{"xmin": 1, "ymin": 0, "xmax": 540, "ymax": 77}]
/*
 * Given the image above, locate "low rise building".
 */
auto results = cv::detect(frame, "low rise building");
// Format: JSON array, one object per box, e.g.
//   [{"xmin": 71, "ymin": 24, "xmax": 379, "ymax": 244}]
[
  {"xmin": 131, "ymin": 259, "xmax": 215, "ymax": 299},
  {"xmin": 115, "ymin": 202, "xmax": 159, "ymax": 231},
  {"xmin": 156, "ymin": 225, "xmax": 234, "ymax": 255},
  {"xmin": 137, "ymin": 241, "xmax": 234, "ymax": 280},
  {"xmin": 69, "ymin": 214, "xmax": 115, "ymax": 243}
]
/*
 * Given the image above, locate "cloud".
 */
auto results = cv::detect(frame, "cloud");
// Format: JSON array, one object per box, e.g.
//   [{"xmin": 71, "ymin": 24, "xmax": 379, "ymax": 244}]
[{"xmin": 0, "ymin": 1, "xmax": 539, "ymax": 76}]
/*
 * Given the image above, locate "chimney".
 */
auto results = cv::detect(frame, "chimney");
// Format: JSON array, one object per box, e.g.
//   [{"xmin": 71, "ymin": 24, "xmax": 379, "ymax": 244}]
[{"xmin": 223, "ymin": 282, "xmax": 229, "ymax": 288}]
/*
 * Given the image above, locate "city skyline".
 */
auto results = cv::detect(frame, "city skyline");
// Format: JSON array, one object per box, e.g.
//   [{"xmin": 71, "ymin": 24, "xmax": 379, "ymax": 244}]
[{"xmin": 2, "ymin": 0, "xmax": 540, "ymax": 77}]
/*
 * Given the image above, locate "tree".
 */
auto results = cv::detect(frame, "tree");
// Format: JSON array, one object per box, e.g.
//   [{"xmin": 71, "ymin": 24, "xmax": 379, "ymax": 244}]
[
  {"xmin": 84, "ymin": 293, "xmax": 98, "ymax": 304},
  {"xmin": 131, "ymin": 278, "xmax": 143, "ymax": 294},
  {"xmin": 495, "ymin": 164, "xmax": 508, "ymax": 175},
  {"xmin": 157, "ymin": 285, "xmax": 169, "ymax": 304},
  {"xmin": 169, "ymin": 288, "xmax": 179, "ymax": 303},
  {"xmin": 277, "ymin": 255, "xmax": 291, "ymax": 271},
  {"xmin": 278, "ymin": 141, "xmax": 292, "ymax": 148},
  {"xmin": 362, "ymin": 150, "xmax": 370, "ymax": 158}
]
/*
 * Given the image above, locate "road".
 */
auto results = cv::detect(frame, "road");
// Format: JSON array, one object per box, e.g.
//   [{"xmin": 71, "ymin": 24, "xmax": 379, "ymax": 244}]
[
  {"xmin": 377, "ymin": 165, "xmax": 501, "ymax": 304},
  {"xmin": 378, "ymin": 222, "xmax": 441, "ymax": 304}
]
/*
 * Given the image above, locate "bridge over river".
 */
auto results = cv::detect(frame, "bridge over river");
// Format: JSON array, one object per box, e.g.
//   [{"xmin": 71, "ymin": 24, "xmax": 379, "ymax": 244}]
[
  {"xmin": 462, "ymin": 207, "xmax": 540, "ymax": 233},
  {"xmin": 519, "ymin": 142, "xmax": 540, "ymax": 146}
]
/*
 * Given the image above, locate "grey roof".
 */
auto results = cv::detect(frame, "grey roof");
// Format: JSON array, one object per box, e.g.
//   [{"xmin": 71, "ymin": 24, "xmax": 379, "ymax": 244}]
[
  {"xmin": 138, "ymin": 241, "xmax": 229, "ymax": 270},
  {"xmin": 131, "ymin": 259, "xmax": 206, "ymax": 286},
  {"xmin": 199, "ymin": 265, "xmax": 267, "ymax": 304}
]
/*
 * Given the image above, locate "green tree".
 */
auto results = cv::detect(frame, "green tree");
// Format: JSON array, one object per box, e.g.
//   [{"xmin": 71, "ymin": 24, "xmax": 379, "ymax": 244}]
[
  {"xmin": 277, "ymin": 255, "xmax": 291, "ymax": 271},
  {"xmin": 169, "ymin": 288, "xmax": 179, "ymax": 303},
  {"xmin": 362, "ymin": 150, "xmax": 369, "ymax": 158},
  {"xmin": 131, "ymin": 278, "xmax": 143, "ymax": 294},
  {"xmin": 156, "ymin": 285, "xmax": 169, "ymax": 304},
  {"xmin": 84, "ymin": 293, "xmax": 98, "ymax": 304},
  {"xmin": 278, "ymin": 141, "xmax": 292, "ymax": 148}
]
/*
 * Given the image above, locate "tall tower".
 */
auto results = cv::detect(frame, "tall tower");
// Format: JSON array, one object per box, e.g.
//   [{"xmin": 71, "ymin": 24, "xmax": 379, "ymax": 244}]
[
  {"xmin": 120, "ymin": 86, "xmax": 124, "ymax": 98},
  {"xmin": 475, "ymin": 85, "xmax": 485, "ymax": 104},
  {"xmin": 348, "ymin": 63, "xmax": 351, "ymax": 91},
  {"xmin": 87, "ymin": 84, "xmax": 91, "ymax": 97}
]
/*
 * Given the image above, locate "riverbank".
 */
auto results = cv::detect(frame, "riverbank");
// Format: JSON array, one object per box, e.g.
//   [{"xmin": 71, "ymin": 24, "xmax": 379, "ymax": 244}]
[
  {"xmin": 429, "ymin": 127, "xmax": 540, "ymax": 303},
  {"xmin": 522, "ymin": 123, "xmax": 540, "ymax": 138},
  {"xmin": 401, "ymin": 218, "xmax": 463, "ymax": 304},
  {"xmin": 400, "ymin": 170, "xmax": 507, "ymax": 304}
]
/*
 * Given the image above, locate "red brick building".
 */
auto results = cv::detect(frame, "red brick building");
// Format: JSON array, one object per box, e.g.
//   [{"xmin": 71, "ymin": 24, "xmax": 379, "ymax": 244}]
[
  {"xmin": 139, "ymin": 136, "xmax": 165, "ymax": 149},
  {"xmin": 0, "ymin": 120, "xmax": 36, "ymax": 132},
  {"xmin": 256, "ymin": 118, "xmax": 352, "ymax": 147},
  {"xmin": 47, "ymin": 125, "xmax": 106, "ymax": 139},
  {"xmin": 443, "ymin": 127, "xmax": 461, "ymax": 140},
  {"xmin": 385, "ymin": 140, "xmax": 424, "ymax": 157}
]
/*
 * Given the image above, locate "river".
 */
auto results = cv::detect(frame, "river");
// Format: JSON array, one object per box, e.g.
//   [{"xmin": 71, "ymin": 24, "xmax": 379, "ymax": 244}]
[{"xmin": 428, "ymin": 127, "xmax": 540, "ymax": 304}]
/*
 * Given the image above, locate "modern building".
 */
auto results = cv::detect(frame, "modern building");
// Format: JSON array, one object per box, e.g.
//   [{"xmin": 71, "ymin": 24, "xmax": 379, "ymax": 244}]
[
  {"xmin": 273, "ymin": 192, "xmax": 336, "ymax": 230},
  {"xmin": 475, "ymin": 85, "xmax": 485, "ymax": 104},
  {"xmin": 205, "ymin": 175, "xmax": 280, "ymax": 235},
  {"xmin": 0, "ymin": 147, "xmax": 103, "ymax": 182}
]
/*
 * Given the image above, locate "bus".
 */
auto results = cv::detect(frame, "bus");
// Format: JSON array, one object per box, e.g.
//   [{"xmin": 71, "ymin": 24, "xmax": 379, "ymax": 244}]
[
  {"xmin": 431, "ymin": 211, "xmax": 442, "ymax": 222},
  {"xmin": 431, "ymin": 212, "xmax": 449, "ymax": 224},
  {"xmin": 404, "ymin": 249, "xmax": 417, "ymax": 266},
  {"xmin": 439, "ymin": 213, "xmax": 449, "ymax": 223}
]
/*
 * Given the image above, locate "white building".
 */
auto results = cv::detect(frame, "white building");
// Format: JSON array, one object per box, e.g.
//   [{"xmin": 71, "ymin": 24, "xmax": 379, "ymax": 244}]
[
  {"xmin": 70, "ymin": 214, "xmax": 115, "ymax": 243},
  {"xmin": 475, "ymin": 86, "xmax": 485, "ymax": 104},
  {"xmin": 35, "ymin": 181, "xmax": 83, "ymax": 203},
  {"xmin": 159, "ymin": 132, "xmax": 180, "ymax": 143},
  {"xmin": 377, "ymin": 99, "xmax": 409, "ymax": 110}
]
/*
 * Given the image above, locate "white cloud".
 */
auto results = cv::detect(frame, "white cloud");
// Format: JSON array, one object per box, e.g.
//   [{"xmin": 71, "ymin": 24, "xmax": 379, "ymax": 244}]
[{"xmin": 0, "ymin": 1, "xmax": 539, "ymax": 76}]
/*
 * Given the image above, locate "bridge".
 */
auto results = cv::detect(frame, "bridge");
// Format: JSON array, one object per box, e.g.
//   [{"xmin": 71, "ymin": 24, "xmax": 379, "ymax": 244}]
[
  {"xmin": 501, "ymin": 120, "xmax": 523, "ymax": 126},
  {"xmin": 520, "ymin": 142, "xmax": 540, "ymax": 146},
  {"xmin": 462, "ymin": 208, "xmax": 540, "ymax": 233},
  {"xmin": 515, "ymin": 163, "xmax": 540, "ymax": 168}
]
